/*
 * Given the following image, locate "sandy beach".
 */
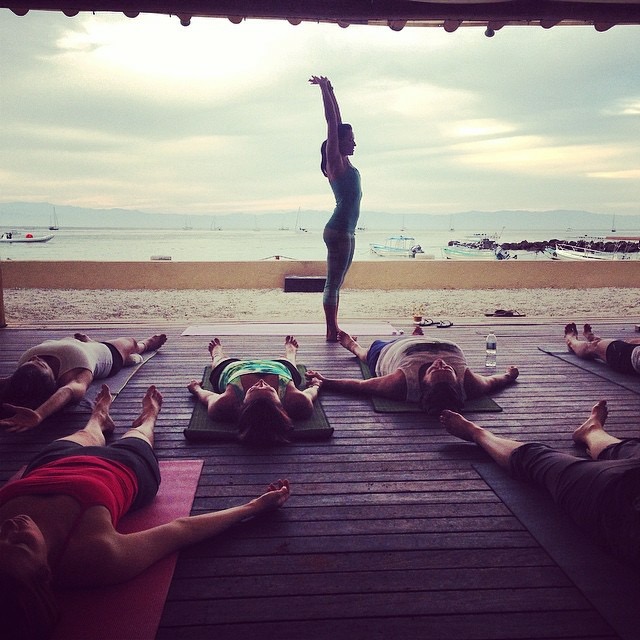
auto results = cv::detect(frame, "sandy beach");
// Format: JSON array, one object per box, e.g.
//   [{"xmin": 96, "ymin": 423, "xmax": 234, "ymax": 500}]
[{"xmin": 3, "ymin": 287, "xmax": 639, "ymax": 324}]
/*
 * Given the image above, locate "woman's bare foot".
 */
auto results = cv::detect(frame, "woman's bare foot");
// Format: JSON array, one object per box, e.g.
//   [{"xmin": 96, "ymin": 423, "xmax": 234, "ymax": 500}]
[
  {"xmin": 131, "ymin": 385, "xmax": 163, "ymax": 428},
  {"xmin": 92, "ymin": 384, "xmax": 116, "ymax": 434},
  {"xmin": 284, "ymin": 335, "xmax": 299, "ymax": 359},
  {"xmin": 572, "ymin": 400, "xmax": 608, "ymax": 446},
  {"xmin": 187, "ymin": 379, "xmax": 202, "ymax": 396},
  {"xmin": 139, "ymin": 334, "xmax": 167, "ymax": 353},
  {"xmin": 583, "ymin": 324, "xmax": 597, "ymax": 341},
  {"xmin": 440, "ymin": 410, "xmax": 483, "ymax": 443},
  {"xmin": 208, "ymin": 338, "xmax": 223, "ymax": 358},
  {"xmin": 326, "ymin": 330, "xmax": 340, "ymax": 343}
]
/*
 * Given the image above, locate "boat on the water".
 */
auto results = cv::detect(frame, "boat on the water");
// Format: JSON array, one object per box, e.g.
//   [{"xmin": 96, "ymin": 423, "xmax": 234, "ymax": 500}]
[
  {"xmin": 544, "ymin": 243, "xmax": 633, "ymax": 261},
  {"xmin": 370, "ymin": 235, "xmax": 424, "ymax": 258},
  {"xmin": 49, "ymin": 207, "xmax": 59, "ymax": 230},
  {"xmin": 0, "ymin": 232, "xmax": 54, "ymax": 243},
  {"xmin": 442, "ymin": 241, "xmax": 513, "ymax": 261}
]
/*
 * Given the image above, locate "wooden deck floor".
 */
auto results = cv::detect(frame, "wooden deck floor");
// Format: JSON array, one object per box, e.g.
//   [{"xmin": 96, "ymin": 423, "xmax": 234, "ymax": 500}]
[{"xmin": 2, "ymin": 318, "xmax": 639, "ymax": 639}]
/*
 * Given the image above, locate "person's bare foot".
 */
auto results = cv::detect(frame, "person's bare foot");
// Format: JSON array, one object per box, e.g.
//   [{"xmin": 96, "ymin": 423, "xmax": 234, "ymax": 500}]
[
  {"xmin": 139, "ymin": 334, "xmax": 167, "ymax": 353},
  {"xmin": 337, "ymin": 330, "xmax": 359, "ymax": 354},
  {"xmin": 439, "ymin": 410, "xmax": 483, "ymax": 443},
  {"xmin": 284, "ymin": 335, "xmax": 299, "ymax": 359},
  {"xmin": 572, "ymin": 400, "xmax": 608, "ymax": 446},
  {"xmin": 208, "ymin": 338, "xmax": 223, "ymax": 358},
  {"xmin": 564, "ymin": 322, "xmax": 578, "ymax": 337},
  {"xmin": 92, "ymin": 384, "xmax": 116, "ymax": 434},
  {"xmin": 132, "ymin": 385, "xmax": 163, "ymax": 428},
  {"xmin": 74, "ymin": 333, "xmax": 91, "ymax": 342},
  {"xmin": 187, "ymin": 379, "xmax": 202, "ymax": 396},
  {"xmin": 564, "ymin": 322, "xmax": 578, "ymax": 352},
  {"xmin": 583, "ymin": 323, "xmax": 597, "ymax": 341},
  {"xmin": 326, "ymin": 329, "xmax": 340, "ymax": 343}
]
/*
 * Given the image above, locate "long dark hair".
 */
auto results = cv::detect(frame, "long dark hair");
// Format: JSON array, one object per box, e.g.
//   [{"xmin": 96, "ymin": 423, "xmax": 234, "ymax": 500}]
[
  {"xmin": 236, "ymin": 396, "xmax": 294, "ymax": 447},
  {"xmin": 0, "ymin": 363, "xmax": 56, "ymax": 412},
  {"xmin": 320, "ymin": 123, "xmax": 353, "ymax": 177}
]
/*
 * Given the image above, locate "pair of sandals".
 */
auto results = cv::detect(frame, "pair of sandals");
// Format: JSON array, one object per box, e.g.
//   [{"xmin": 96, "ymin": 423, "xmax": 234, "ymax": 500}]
[{"xmin": 415, "ymin": 318, "xmax": 453, "ymax": 328}]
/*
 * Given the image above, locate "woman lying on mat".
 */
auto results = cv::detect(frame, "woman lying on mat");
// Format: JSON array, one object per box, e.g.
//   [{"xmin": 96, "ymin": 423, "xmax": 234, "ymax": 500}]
[
  {"xmin": 305, "ymin": 332, "xmax": 518, "ymax": 415},
  {"xmin": 0, "ymin": 384, "xmax": 290, "ymax": 640},
  {"xmin": 441, "ymin": 400, "xmax": 640, "ymax": 567},
  {"xmin": 187, "ymin": 336, "xmax": 322, "ymax": 446},
  {"xmin": 0, "ymin": 332, "xmax": 167, "ymax": 433},
  {"xmin": 565, "ymin": 322, "xmax": 640, "ymax": 375}
]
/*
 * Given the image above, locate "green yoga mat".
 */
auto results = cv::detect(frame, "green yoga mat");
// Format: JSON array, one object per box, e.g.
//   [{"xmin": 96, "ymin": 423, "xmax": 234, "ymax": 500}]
[
  {"xmin": 183, "ymin": 365, "xmax": 334, "ymax": 442},
  {"xmin": 358, "ymin": 361, "xmax": 502, "ymax": 413},
  {"xmin": 538, "ymin": 345, "xmax": 640, "ymax": 395}
]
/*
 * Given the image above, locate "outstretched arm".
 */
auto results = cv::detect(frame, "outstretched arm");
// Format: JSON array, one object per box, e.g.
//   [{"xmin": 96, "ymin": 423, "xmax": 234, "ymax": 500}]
[
  {"xmin": 305, "ymin": 369, "xmax": 406, "ymax": 400},
  {"xmin": 92, "ymin": 480, "xmax": 291, "ymax": 586},
  {"xmin": 463, "ymin": 366, "xmax": 519, "ymax": 399},
  {"xmin": 0, "ymin": 375, "xmax": 91, "ymax": 433}
]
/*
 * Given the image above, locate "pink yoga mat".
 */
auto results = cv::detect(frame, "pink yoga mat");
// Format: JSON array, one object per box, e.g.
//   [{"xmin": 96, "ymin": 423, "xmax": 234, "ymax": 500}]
[{"xmin": 50, "ymin": 459, "xmax": 203, "ymax": 640}]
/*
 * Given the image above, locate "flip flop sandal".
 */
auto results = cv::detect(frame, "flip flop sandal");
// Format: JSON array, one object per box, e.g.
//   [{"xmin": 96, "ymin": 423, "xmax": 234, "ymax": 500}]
[
  {"xmin": 485, "ymin": 309, "xmax": 513, "ymax": 317},
  {"xmin": 419, "ymin": 318, "xmax": 434, "ymax": 327},
  {"xmin": 436, "ymin": 320, "xmax": 453, "ymax": 328}
]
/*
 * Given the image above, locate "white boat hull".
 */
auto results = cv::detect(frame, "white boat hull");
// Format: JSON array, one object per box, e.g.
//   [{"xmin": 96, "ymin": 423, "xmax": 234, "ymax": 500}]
[
  {"xmin": 544, "ymin": 244, "xmax": 631, "ymax": 261},
  {"xmin": 442, "ymin": 246, "xmax": 501, "ymax": 260},
  {"xmin": 0, "ymin": 233, "xmax": 54, "ymax": 244}
]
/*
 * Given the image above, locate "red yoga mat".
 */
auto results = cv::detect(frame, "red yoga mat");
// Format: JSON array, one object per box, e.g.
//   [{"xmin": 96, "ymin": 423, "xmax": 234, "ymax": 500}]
[{"xmin": 50, "ymin": 459, "xmax": 203, "ymax": 640}]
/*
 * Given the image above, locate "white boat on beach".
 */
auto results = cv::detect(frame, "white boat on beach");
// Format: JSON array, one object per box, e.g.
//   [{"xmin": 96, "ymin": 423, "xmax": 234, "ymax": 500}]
[
  {"xmin": 544, "ymin": 243, "xmax": 633, "ymax": 261},
  {"xmin": 370, "ymin": 235, "xmax": 424, "ymax": 258},
  {"xmin": 442, "ymin": 241, "xmax": 513, "ymax": 261},
  {"xmin": 0, "ymin": 232, "xmax": 54, "ymax": 244}
]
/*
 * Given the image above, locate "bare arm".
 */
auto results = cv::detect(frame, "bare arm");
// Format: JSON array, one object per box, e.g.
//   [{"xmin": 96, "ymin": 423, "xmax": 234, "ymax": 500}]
[
  {"xmin": 305, "ymin": 369, "xmax": 406, "ymax": 400},
  {"xmin": 92, "ymin": 481, "xmax": 290, "ymax": 585},
  {"xmin": 309, "ymin": 75, "xmax": 346, "ymax": 178},
  {"xmin": 463, "ymin": 366, "xmax": 519, "ymax": 399},
  {"xmin": 0, "ymin": 374, "xmax": 91, "ymax": 432}
]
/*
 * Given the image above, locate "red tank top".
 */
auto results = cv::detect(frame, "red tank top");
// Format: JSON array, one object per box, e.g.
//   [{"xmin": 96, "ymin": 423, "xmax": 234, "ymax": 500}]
[{"xmin": 0, "ymin": 456, "xmax": 138, "ymax": 526}]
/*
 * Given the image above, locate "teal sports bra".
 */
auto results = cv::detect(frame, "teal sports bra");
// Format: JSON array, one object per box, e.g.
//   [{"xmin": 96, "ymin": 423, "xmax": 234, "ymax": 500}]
[{"xmin": 217, "ymin": 359, "xmax": 294, "ymax": 402}]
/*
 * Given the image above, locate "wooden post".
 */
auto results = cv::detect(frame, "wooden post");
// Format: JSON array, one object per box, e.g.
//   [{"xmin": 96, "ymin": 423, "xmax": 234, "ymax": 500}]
[{"xmin": 0, "ymin": 262, "xmax": 6, "ymax": 328}]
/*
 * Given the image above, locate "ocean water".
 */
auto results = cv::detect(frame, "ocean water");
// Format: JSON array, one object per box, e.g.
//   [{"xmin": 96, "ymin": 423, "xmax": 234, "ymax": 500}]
[{"xmin": 0, "ymin": 226, "xmax": 616, "ymax": 262}]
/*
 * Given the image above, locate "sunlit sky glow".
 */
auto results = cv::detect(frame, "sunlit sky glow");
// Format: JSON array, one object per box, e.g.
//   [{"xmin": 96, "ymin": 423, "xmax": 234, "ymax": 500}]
[{"xmin": 1, "ymin": 11, "xmax": 639, "ymax": 217}]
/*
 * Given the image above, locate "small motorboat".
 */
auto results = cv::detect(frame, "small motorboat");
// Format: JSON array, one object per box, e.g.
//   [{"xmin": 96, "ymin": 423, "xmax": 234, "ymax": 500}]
[
  {"xmin": 544, "ymin": 243, "xmax": 631, "ymax": 261},
  {"xmin": 442, "ymin": 241, "xmax": 513, "ymax": 260},
  {"xmin": 370, "ymin": 235, "xmax": 424, "ymax": 258},
  {"xmin": 0, "ymin": 232, "xmax": 55, "ymax": 243}
]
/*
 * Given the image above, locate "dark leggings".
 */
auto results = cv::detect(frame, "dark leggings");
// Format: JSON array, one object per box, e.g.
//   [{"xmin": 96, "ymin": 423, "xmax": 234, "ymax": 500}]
[
  {"xmin": 605, "ymin": 340, "xmax": 639, "ymax": 374},
  {"xmin": 510, "ymin": 439, "xmax": 640, "ymax": 540},
  {"xmin": 323, "ymin": 227, "xmax": 356, "ymax": 306}
]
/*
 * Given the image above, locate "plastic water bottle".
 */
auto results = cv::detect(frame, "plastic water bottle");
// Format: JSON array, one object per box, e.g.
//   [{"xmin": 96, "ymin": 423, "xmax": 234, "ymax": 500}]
[{"xmin": 485, "ymin": 331, "xmax": 497, "ymax": 369}]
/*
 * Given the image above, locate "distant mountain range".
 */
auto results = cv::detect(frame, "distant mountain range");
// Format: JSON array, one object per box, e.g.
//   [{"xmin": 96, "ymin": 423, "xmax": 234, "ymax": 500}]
[{"xmin": 0, "ymin": 201, "xmax": 637, "ymax": 233}]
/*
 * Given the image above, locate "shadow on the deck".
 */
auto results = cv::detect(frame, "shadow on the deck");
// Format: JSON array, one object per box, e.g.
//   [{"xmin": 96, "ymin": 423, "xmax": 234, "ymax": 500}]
[{"xmin": 2, "ymin": 320, "xmax": 639, "ymax": 640}]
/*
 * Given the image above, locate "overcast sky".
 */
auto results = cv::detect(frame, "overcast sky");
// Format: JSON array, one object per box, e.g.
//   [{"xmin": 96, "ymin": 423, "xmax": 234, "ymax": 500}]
[{"xmin": 1, "ymin": 11, "xmax": 639, "ymax": 220}]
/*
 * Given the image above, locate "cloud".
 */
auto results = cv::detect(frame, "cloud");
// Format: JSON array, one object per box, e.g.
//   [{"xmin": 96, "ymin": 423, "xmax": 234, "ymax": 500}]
[{"xmin": 1, "ymin": 12, "xmax": 639, "ymax": 215}]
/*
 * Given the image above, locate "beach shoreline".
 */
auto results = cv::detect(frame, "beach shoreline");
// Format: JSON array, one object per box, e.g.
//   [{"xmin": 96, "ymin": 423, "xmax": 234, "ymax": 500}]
[{"xmin": 4, "ymin": 287, "xmax": 639, "ymax": 324}]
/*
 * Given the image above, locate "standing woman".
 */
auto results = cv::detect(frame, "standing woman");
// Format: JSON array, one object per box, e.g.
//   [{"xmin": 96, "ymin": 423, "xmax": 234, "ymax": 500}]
[{"xmin": 309, "ymin": 75, "xmax": 362, "ymax": 342}]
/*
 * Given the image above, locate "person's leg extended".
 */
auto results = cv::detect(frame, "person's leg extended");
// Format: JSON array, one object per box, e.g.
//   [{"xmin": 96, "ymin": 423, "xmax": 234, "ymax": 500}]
[
  {"xmin": 121, "ymin": 385, "xmax": 162, "ymax": 447},
  {"xmin": 564, "ymin": 322, "xmax": 610, "ymax": 361},
  {"xmin": 58, "ymin": 384, "xmax": 115, "ymax": 447},
  {"xmin": 440, "ymin": 410, "xmax": 524, "ymax": 469}
]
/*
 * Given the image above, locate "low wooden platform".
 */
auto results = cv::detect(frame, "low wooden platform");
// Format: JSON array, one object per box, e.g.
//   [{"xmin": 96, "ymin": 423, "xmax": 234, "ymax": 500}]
[{"xmin": 1, "ymin": 318, "xmax": 639, "ymax": 639}]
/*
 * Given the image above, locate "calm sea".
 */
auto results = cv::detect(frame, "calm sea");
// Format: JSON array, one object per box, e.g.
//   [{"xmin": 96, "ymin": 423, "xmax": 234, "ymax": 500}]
[{"xmin": 0, "ymin": 227, "xmax": 614, "ymax": 262}]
